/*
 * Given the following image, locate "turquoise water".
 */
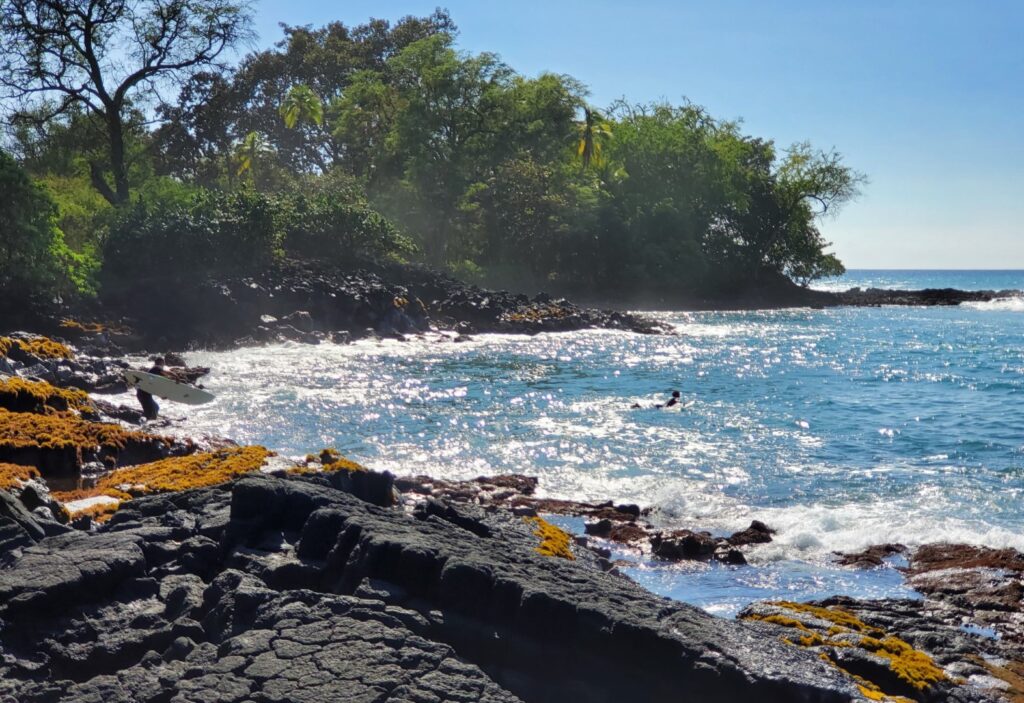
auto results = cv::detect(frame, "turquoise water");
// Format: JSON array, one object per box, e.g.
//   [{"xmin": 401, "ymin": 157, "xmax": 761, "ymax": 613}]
[{"xmin": 121, "ymin": 271, "xmax": 1024, "ymax": 616}]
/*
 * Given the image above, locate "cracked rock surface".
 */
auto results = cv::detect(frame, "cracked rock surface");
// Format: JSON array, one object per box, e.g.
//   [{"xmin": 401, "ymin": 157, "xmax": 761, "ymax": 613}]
[{"xmin": 1, "ymin": 473, "xmax": 862, "ymax": 702}]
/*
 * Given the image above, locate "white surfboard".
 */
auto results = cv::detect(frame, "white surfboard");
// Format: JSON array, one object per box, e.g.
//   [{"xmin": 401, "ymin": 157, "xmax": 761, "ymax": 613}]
[{"xmin": 124, "ymin": 369, "xmax": 215, "ymax": 405}]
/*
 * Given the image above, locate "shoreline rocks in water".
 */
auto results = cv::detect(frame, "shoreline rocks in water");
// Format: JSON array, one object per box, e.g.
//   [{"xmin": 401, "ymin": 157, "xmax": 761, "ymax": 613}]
[
  {"xmin": 4, "ymin": 258, "xmax": 1021, "ymax": 354},
  {"xmin": 2, "ymin": 321, "xmax": 1024, "ymax": 700}
]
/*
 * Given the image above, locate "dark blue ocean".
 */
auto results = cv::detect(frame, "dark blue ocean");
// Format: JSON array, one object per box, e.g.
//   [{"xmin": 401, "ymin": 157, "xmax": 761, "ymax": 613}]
[{"xmin": 132, "ymin": 270, "xmax": 1024, "ymax": 616}]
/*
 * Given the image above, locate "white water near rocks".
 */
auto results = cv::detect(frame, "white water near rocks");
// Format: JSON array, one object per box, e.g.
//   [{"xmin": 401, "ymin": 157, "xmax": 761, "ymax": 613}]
[{"xmin": 108, "ymin": 270, "xmax": 1024, "ymax": 616}]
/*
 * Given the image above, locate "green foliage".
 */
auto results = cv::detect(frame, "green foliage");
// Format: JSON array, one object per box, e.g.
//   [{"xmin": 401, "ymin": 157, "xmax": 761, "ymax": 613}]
[
  {"xmin": 102, "ymin": 189, "xmax": 283, "ymax": 284},
  {"xmin": 577, "ymin": 107, "xmax": 612, "ymax": 170},
  {"xmin": 280, "ymin": 84, "xmax": 324, "ymax": 129},
  {"xmin": 0, "ymin": 0, "xmax": 254, "ymax": 204},
  {"xmin": 235, "ymin": 131, "xmax": 273, "ymax": 176},
  {"xmin": 14, "ymin": 10, "xmax": 862, "ymax": 298},
  {"xmin": 38, "ymin": 175, "xmax": 111, "ymax": 252},
  {"xmin": 101, "ymin": 179, "xmax": 408, "ymax": 288},
  {"xmin": 0, "ymin": 151, "xmax": 95, "ymax": 297},
  {"xmin": 283, "ymin": 196, "xmax": 414, "ymax": 264}
]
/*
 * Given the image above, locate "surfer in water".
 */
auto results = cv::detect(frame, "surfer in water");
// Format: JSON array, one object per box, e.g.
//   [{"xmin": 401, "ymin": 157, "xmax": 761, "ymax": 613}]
[
  {"xmin": 137, "ymin": 357, "xmax": 168, "ymax": 420},
  {"xmin": 631, "ymin": 390, "xmax": 681, "ymax": 409}
]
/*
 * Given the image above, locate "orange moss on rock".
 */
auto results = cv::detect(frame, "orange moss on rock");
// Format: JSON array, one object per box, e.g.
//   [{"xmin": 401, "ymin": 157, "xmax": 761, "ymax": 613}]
[
  {"xmin": 742, "ymin": 601, "xmax": 946, "ymax": 702},
  {"xmin": 60, "ymin": 318, "xmax": 133, "ymax": 336},
  {"xmin": 0, "ymin": 336, "xmax": 73, "ymax": 360},
  {"xmin": 0, "ymin": 377, "xmax": 93, "ymax": 414},
  {"xmin": 524, "ymin": 516, "xmax": 575, "ymax": 560},
  {"xmin": 769, "ymin": 601, "xmax": 885, "ymax": 636},
  {"xmin": 0, "ymin": 462, "xmax": 40, "ymax": 490},
  {"xmin": 52, "ymin": 446, "xmax": 272, "ymax": 521},
  {"xmin": 503, "ymin": 305, "xmax": 572, "ymax": 324},
  {"xmin": 323, "ymin": 456, "xmax": 366, "ymax": 473},
  {"xmin": 0, "ymin": 408, "xmax": 148, "ymax": 454},
  {"xmin": 858, "ymin": 636, "xmax": 947, "ymax": 692},
  {"xmin": 296, "ymin": 447, "xmax": 366, "ymax": 474},
  {"xmin": 97, "ymin": 446, "xmax": 273, "ymax": 497}
]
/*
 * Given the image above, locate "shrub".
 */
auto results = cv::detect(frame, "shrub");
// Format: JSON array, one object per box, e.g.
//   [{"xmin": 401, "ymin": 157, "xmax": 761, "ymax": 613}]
[
  {"xmin": 102, "ymin": 188, "xmax": 283, "ymax": 284},
  {"xmin": 0, "ymin": 150, "xmax": 94, "ymax": 297},
  {"xmin": 283, "ymin": 195, "xmax": 414, "ymax": 264}
]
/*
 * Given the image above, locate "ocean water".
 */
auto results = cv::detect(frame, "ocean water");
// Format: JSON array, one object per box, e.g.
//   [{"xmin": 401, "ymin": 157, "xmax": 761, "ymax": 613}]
[
  {"xmin": 114, "ymin": 271, "xmax": 1024, "ymax": 616},
  {"xmin": 812, "ymin": 268, "xmax": 1024, "ymax": 294}
]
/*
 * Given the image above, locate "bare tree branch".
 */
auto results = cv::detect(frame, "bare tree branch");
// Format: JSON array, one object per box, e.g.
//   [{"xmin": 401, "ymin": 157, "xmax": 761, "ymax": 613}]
[{"xmin": 0, "ymin": 0, "xmax": 254, "ymax": 203}]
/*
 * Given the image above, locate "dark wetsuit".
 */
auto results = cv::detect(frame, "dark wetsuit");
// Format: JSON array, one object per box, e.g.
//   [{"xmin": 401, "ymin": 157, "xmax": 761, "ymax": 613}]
[{"xmin": 136, "ymin": 364, "xmax": 165, "ymax": 420}]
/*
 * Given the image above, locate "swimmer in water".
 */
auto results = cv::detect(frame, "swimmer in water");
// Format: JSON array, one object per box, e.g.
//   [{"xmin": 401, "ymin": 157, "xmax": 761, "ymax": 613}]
[{"xmin": 632, "ymin": 390, "xmax": 681, "ymax": 409}]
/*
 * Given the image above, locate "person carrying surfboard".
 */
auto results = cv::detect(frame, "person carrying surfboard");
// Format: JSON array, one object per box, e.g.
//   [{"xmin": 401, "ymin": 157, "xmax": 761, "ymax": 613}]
[{"xmin": 136, "ymin": 357, "xmax": 169, "ymax": 420}]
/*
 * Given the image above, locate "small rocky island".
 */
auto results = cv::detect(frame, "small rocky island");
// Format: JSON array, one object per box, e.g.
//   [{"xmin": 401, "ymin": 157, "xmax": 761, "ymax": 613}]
[{"xmin": 2, "ymin": 277, "xmax": 1023, "ymax": 702}]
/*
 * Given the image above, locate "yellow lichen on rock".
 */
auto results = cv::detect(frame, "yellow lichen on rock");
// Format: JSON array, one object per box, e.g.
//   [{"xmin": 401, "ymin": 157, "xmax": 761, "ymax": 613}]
[
  {"xmin": 503, "ymin": 305, "xmax": 571, "ymax": 324},
  {"xmin": 296, "ymin": 447, "xmax": 365, "ymax": 474},
  {"xmin": 741, "ymin": 601, "xmax": 945, "ymax": 702},
  {"xmin": 52, "ymin": 446, "xmax": 272, "ymax": 521},
  {"xmin": 97, "ymin": 446, "xmax": 273, "ymax": 497},
  {"xmin": 0, "ymin": 407, "xmax": 150, "ymax": 453},
  {"xmin": 0, "ymin": 377, "xmax": 93, "ymax": 414},
  {"xmin": 0, "ymin": 336, "xmax": 73, "ymax": 360},
  {"xmin": 770, "ymin": 600, "xmax": 885, "ymax": 636},
  {"xmin": 323, "ymin": 456, "xmax": 366, "ymax": 473},
  {"xmin": 858, "ymin": 636, "xmax": 947, "ymax": 692},
  {"xmin": 524, "ymin": 516, "xmax": 575, "ymax": 560},
  {"xmin": 60, "ymin": 319, "xmax": 104, "ymax": 333},
  {"xmin": 0, "ymin": 462, "xmax": 40, "ymax": 491}
]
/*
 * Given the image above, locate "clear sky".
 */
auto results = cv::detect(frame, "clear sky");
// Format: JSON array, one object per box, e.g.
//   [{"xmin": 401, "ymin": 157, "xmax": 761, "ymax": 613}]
[{"xmin": 250, "ymin": 0, "xmax": 1023, "ymax": 269}]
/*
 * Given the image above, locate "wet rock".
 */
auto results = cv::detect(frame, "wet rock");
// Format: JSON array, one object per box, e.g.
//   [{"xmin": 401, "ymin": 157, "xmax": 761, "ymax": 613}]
[
  {"xmin": 650, "ymin": 529, "xmax": 718, "ymax": 561},
  {"xmin": 835, "ymin": 543, "xmax": 907, "ymax": 568},
  {"xmin": 836, "ymin": 287, "xmax": 1015, "ymax": 308},
  {"xmin": 585, "ymin": 518, "xmax": 614, "ymax": 538},
  {"xmin": 909, "ymin": 543, "xmax": 1024, "ymax": 575},
  {"xmin": 584, "ymin": 519, "xmax": 647, "ymax": 545},
  {"xmin": 715, "ymin": 545, "xmax": 747, "ymax": 565},
  {"xmin": 281, "ymin": 310, "xmax": 315, "ymax": 333},
  {"xmin": 728, "ymin": 519, "xmax": 776, "ymax": 546}
]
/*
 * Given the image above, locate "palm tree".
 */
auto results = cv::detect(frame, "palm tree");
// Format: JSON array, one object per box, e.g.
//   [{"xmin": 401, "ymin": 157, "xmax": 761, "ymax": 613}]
[
  {"xmin": 279, "ymin": 84, "xmax": 324, "ymax": 130},
  {"xmin": 576, "ymin": 107, "xmax": 612, "ymax": 170},
  {"xmin": 235, "ymin": 131, "xmax": 272, "ymax": 176}
]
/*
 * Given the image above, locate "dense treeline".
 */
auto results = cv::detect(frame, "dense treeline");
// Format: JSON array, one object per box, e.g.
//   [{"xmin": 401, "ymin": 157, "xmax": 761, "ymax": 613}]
[{"xmin": 0, "ymin": 4, "xmax": 862, "ymax": 302}]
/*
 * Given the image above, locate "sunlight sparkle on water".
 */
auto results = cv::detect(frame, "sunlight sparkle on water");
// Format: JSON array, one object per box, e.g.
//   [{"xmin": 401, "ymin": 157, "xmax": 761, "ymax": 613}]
[{"xmin": 111, "ymin": 298, "xmax": 1024, "ymax": 613}]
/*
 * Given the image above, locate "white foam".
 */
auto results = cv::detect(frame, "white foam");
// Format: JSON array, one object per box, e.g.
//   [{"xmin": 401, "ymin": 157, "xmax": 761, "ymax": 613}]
[
  {"xmin": 962, "ymin": 295, "xmax": 1024, "ymax": 312},
  {"xmin": 641, "ymin": 476, "xmax": 1024, "ymax": 566}
]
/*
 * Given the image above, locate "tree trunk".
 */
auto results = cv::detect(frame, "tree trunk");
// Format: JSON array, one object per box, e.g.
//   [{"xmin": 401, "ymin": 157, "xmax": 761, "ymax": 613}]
[
  {"xmin": 89, "ymin": 162, "xmax": 118, "ymax": 205},
  {"xmin": 107, "ymin": 110, "xmax": 130, "ymax": 205}
]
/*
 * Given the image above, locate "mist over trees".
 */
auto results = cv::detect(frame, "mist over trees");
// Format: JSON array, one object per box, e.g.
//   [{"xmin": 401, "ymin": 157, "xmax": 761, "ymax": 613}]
[{"xmin": 0, "ymin": 6, "xmax": 863, "ymax": 301}]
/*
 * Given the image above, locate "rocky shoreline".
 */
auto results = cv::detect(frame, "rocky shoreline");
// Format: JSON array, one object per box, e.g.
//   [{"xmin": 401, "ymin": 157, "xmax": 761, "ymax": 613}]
[
  {"xmin": 4, "ymin": 260, "xmax": 1021, "ymax": 354},
  {"xmin": 3, "ymin": 274, "xmax": 1024, "ymax": 701}
]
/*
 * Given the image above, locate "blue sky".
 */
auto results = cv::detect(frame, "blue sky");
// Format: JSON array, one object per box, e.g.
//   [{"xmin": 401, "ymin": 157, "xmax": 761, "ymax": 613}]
[{"xmin": 250, "ymin": 0, "xmax": 1023, "ymax": 268}]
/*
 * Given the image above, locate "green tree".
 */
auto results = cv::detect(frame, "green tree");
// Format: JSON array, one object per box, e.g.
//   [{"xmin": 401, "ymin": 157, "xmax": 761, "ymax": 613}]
[
  {"xmin": 153, "ymin": 11, "xmax": 455, "ymax": 181},
  {"xmin": 280, "ymin": 84, "xmax": 324, "ymax": 129},
  {"xmin": 0, "ymin": 150, "xmax": 92, "ymax": 296},
  {"xmin": 334, "ymin": 35, "xmax": 584, "ymax": 265},
  {"xmin": 0, "ymin": 0, "xmax": 254, "ymax": 204},
  {"xmin": 743, "ymin": 143, "xmax": 865, "ymax": 280}
]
